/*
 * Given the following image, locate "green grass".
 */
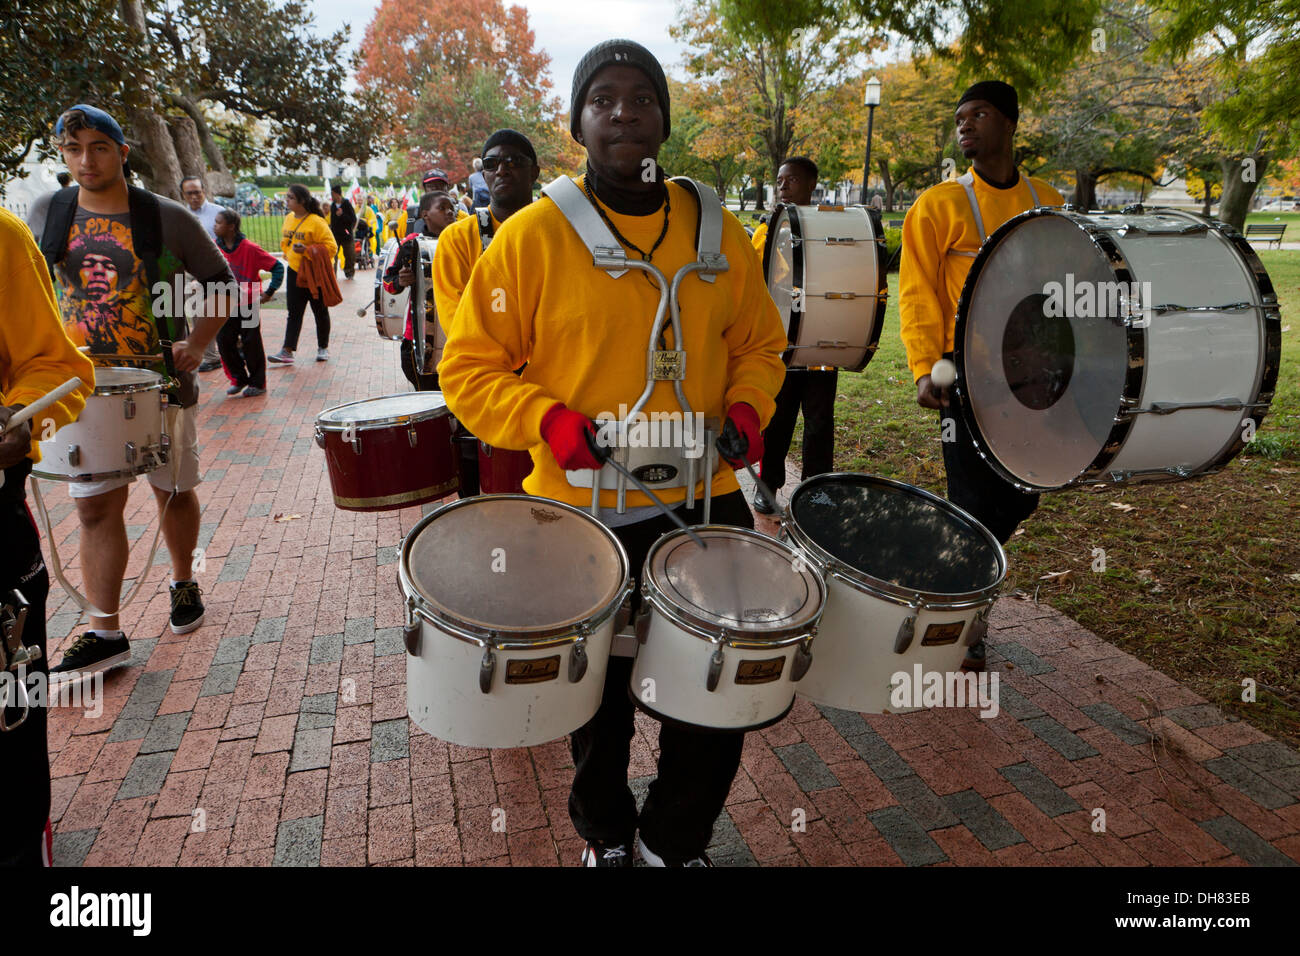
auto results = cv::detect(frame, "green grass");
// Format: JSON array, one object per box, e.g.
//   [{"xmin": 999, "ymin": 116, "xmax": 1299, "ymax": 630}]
[{"xmin": 829, "ymin": 250, "xmax": 1300, "ymax": 745}]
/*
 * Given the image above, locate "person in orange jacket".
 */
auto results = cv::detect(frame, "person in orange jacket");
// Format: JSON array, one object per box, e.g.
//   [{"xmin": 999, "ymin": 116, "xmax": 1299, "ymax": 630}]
[{"xmin": 269, "ymin": 183, "xmax": 337, "ymax": 364}]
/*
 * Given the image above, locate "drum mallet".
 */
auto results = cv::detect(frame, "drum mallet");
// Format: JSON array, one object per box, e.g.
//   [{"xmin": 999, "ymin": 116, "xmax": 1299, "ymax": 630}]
[
  {"xmin": 0, "ymin": 377, "xmax": 84, "ymax": 491},
  {"xmin": 585, "ymin": 432, "xmax": 708, "ymax": 550},
  {"xmin": 356, "ymin": 301, "xmax": 374, "ymax": 317},
  {"xmin": 717, "ymin": 418, "xmax": 780, "ymax": 514}
]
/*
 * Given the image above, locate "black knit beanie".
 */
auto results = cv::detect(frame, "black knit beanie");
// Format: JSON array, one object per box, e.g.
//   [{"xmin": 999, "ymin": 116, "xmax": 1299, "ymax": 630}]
[
  {"xmin": 569, "ymin": 39, "xmax": 670, "ymax": 142},
  {"xmin": 482, "ymin": 128, "xmax": 537, "ymax": 164},
  {"xmin": 957, "ymin": 81, "xmax": 1019, "ymax": 124}
]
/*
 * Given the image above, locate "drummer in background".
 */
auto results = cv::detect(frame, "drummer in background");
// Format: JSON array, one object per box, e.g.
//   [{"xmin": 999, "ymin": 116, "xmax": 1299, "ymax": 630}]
[
  {"xmin": 383, "ymin": 190, "xmax": 458, "ymax": 391},
  {"xmin": 899, "ymin": 80, "xmax": 1062, "ymax": 671},
  {"xmin": 432, "ymin": 128, "xmax": 539, "ymax": 498},
  {"xmin": 748, "ymin": 156, "xmax": 836, "ymax": 515},
  {"xmin": 0, "ymin": 206, "xmax": 95, "ymax": 866},
  {"xmin": 28, "ymin": 104, "xmax": 233, "ymax": 684},
  {"xmin": 440, "ymin": 40, "xmax": 786, "ymax": 867}
]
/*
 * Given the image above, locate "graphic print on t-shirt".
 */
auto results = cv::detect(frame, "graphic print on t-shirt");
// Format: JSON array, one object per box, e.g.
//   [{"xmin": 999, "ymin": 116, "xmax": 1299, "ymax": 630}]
[{"xmin": 52, "ymin": 211, "xmax": 181, "ymax": 365}]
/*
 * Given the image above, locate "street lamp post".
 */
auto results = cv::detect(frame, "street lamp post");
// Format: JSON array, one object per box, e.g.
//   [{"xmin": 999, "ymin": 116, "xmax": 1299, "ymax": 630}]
[{"xmin": 861, "ymin": 76, "xmax": 881, "ymax": 205}]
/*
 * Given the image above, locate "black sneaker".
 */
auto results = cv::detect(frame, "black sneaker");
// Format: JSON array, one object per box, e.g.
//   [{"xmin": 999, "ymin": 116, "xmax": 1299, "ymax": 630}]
[
  {"xmin": 961, "ymin": 639, "xmax": 987, "ymax": 673},
  {"xmin": 752, "ymin": 492, "xmax": 777, "ymax": 516},
  {"xmin": 637, "ymin": 835, "xmax": 713, "ymax": 867},
  {"xmin": 48, "ymin": 632, "xmax": 131, "ymax": 686},
  {"xmin": 581, "ymin": 841, "xmax": 632, "ymax": 867},
  {"xmin": 170, "ymin": 581, "xmax": 205, "ymax": 635},
  {"xmin": 226, "ymin": 383, "xmax": 246, "ymax": 395}
]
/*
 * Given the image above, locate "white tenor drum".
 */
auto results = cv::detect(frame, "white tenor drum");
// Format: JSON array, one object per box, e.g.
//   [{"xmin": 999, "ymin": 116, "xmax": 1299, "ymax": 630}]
[
  {"xmin": 763, "ymin": 204, "xmax": 887, "ymax": 370},
  {"xmin": 32, "ymin": 367, "xmax": 168, "ymax": 482},
  {"xmin": 410, "ymin": 236, "xmax": 444, "ymax": 375},
  {"xmin": 954, "ymin": 207, "xmax": 1281, "ymax": 490},
  {"xmin": 373, "ymin": 237, "xmax": 408, "ymax": 341},
  {"xmin": 631, "ymin": 527, "xmax": 825, "ymax": 731},
  {"xmin": 401, "ymin": 495, "xmax": 631, "ymax": 749},
  {"xmin": 781, "ymin": 474, "xmax": 1006, "ymax": 715}
]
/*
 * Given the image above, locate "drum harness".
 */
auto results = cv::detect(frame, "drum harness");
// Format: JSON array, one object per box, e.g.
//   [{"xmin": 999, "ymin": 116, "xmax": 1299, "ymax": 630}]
[
  {"xmin": 947, "ymin": 171, "xmax": 1041, "ymax": 256},
  {"xmin": 541, "ymin": 175, "xmax": 729, "ymax": 522}
]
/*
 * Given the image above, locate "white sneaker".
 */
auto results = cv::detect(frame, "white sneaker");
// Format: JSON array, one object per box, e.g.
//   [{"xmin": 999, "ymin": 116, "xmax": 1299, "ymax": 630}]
[
  {"xmin": 636, "ymin": 834, "xmax": 712, "ymax": 867},
  {"xmin": 267, "ymin": 349, "xmax": 294, "ymax": 364},
  {"xmin": 316, "ymin": 348, "xmax": 329, "ymax": 362}
]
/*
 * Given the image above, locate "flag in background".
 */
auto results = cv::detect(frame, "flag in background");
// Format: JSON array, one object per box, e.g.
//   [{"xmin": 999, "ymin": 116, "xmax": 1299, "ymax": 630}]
[{"xmin": 349, "ymin": 177, "xmax": 362, "ymax": 207}]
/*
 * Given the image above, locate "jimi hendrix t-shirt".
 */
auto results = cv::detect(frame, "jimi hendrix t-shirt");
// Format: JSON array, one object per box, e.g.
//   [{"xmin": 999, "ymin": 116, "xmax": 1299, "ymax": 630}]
[{"xmin": 27, "ymin": 191, "xmax": 233, "ymax": 407}]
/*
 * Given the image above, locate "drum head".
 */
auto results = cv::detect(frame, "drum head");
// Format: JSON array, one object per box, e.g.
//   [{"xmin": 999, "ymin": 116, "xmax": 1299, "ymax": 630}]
[
  {"xmin": 405, "ymin": 497, "xmax": 627, "ymax": 636},
  {"xmin": 764, "ymin": 206, "xmax": 796, "ymax": 336},
  {"xmin": 93, "ymin": 366, "xmax": 162, "ymax": 390},
  {"xmin": 647, "ymin": 527, "xmax": 822, "ymax": 634},
  {"xmin": 958, "ymin": 211, "xmax": 1129, "ymax": 488},
  {"xmin": 317, "ymin": 392, "xmax": 447, "ymax": 428},
  {"xmin": 789, "ymin": 474, "xmax": 1003, "ymax": 598}
]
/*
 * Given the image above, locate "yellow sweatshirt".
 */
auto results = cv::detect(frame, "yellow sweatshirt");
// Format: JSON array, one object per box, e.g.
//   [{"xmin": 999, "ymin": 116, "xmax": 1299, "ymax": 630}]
[
  {"xmin": 438, "ymin": 177, "xmax": 787, "ymax": 510},
  {"xmin": 0, "ymin": 207, "xmax": 95, "ymax": 463},
  {"xmin": 280, "ymin": 212, "xmax": 337, "ymax": 273},
  {"xmin": 899, "ymin": 171, "xmax": 1062, "ymax": 381},
  {"xmin": 432, "ymin": 208, "xmax": 500, "ymax": 336},
  {"xmin": 750, "ymin": 220, "xmax": 768, "ymax": 256}
]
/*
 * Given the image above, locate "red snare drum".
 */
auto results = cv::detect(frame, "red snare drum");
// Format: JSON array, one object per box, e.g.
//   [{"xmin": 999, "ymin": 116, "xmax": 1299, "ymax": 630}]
[
  {"xmin": 477, "ymin": 441, "xmax": 533, "ymax": 495},
  {"xmin": 315, "ymin": 393, "xmax": 459, "ymax": 511}
]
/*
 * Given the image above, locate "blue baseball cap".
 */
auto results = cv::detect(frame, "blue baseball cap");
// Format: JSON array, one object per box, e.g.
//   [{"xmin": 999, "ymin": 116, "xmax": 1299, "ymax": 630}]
[{"xmin": 55, "ymin": 104, "xmax": 126, "ymax": 145}]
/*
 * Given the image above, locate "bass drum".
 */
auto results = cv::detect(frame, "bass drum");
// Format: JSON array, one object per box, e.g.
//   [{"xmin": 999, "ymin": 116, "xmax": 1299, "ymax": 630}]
[
  {"xmin": 763, "ymin": 204, "xmax": 887, "ymax": 370},
  {"xmin": 954, "ymin": 207, "xmax": 1281, "ymax": 491}
]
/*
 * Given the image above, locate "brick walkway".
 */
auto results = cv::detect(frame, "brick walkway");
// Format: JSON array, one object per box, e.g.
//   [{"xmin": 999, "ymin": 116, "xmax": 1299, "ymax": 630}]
[{"xmin": 34, "ymin": 277, "xmax": 1300, "ymax": 867}]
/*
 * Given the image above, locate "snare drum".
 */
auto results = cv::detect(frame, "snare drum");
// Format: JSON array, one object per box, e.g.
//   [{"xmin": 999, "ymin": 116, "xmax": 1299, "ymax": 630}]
[
  {"xmin": 954, "ymin": 207, "xmax": 1281, "ymax": 490},
  {"xmin": 478, "ymin": 441, "xmax": 533, "ymax": 495},
  {"xmin": 401, "ymin": 495, "xmax": 632, "ymax": 748},
  {"xmin": 632, "ymin": 526, "xmax": 825, "ymax": 731},
  {"xmin": 33, "ymin": 367, "xmax": 168, "ymax": 482},
  {"xmin": 763, "ymin": 204, "xmax": 887, "ymax": 370},
  {"xmin": 781, "ymin": 474, "xmax": 1005, "ymax": 714},
  {"xmin": 314, "ymin": 393, "xmax": 458, "ymax": 511},
  {"xmin": 373, "ymin": 238, "xmax": 408, "ymax": 341}
]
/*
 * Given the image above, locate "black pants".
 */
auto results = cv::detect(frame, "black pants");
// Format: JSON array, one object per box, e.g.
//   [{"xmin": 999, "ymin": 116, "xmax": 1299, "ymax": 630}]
[
  {"xmin": 283, "ymin": 267, "xmax": 330, "ymax": 351},
  {"xmin": 400, "ymin": 338, "xmax": 439, "ymax": 392},
  {"xmin": 759, "ymin": 369, "xmax": 838, "ymax": 491},
  {"xmin": 569, "ymin": 489, "xmax": 752, "ymax": 860},
  {"xmin": 0, "ymin": 464, "xmax": 51, "ymax": 867},
  {"xmin": 216, "ymin": 311, "xmax": 267, "ymax": 389},
  {"xmin": 334, "ymin": 232, "xmax": 355, "ymax": 279},
  {"xmin": 940, "ymin": 404, "xmax": 1039, "ymax": 545}
]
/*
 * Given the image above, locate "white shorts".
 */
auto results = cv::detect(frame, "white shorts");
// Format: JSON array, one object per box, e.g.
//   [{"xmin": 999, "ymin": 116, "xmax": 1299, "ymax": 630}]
[{"xmin": 68, "ymin": 404, "xmax": 203, "ymax": 499}]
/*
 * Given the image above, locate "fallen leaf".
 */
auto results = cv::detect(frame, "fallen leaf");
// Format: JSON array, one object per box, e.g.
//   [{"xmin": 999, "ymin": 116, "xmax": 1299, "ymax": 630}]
[
  {"xmin": 1014, "ymin": 528, "xmax": 1025, "ymax": 536},
  {"xmin": 1287, "ymin": 573, "xmax": 1300, "ymax": 584},
  {"xmin": 273, "ymin": 513, "xmax": 303, "ymax": 522},
  {"xmin": 1040, "ymin": 569, "xmax": 1075, "ymax": 585},
  {"xmin": 1136, "ymin": 569, "xmax": 1155, "ymax": 581},
  {"xmin": 1179, "ymin": 504, "xmax": 1189, "ymax": 510},
  {"xmin": 1109, "ymin": 502, "xmax": 1136, "ymax": 512}
]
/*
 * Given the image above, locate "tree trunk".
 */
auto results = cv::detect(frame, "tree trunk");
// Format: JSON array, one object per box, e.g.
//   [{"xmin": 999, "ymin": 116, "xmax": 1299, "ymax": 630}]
[
  {"xmin": 1074, "ymin": 170, "xmax": 1097, "ymax": 210},
  {"xmin": 1202, "ymin": 192, "xmax": 1213, "ymax": 217},
  {"xmin": 1218, "ymin": 149, "xmax": 1267, "ymax": 232},
  {"xmin": 170, "ymin": 114, "xmax": 205, "ymax": 183},
  {"xmin": 754, "ymin": 175, "xmax": 765, "ymax": 212},
  {"xmin": 119, "ymin": 0, "xmax": 182, "ymax": 199},
  {"xmin": 877, "ymin": 158, "xmax": 894, "ymax": 213},
  {"xmin": 171, "ymin": 94, "xmax": 236, "ymax": 197}
]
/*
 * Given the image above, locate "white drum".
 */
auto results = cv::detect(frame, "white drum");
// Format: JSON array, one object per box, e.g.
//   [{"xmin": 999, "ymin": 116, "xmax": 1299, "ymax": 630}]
[
  {"xmin": 632, "ymin": 526, "xmax": 825, "ymax": 731},
  {"xmin": 763, "ymin": 204, "xmax": 887, "ymax": 370},
  {"xmin": 410, "ymin": 236, "xmax": 445, "ymax": 374},
  {"xmin": 32, "ymin": 367, "xmax": 168, "ymax": 482},
  {"xmin": 401, "ymin": 495, "xmax": 631, "ymax": 749},
  {"xmin": 955, "ymin": 207, "xmax": 1281, "ymax": 490},
  {"xmin": 781, "ymin": 474, "xmax": 1005, "ymax": 715},
  {"xmin": 373, "ymin": 237, "xmax": 408, "ymax": 341}
]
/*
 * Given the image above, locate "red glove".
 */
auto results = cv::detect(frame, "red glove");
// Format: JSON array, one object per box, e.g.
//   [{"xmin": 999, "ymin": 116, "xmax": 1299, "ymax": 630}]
[
  {"xmin": 540, "ymin": 403, "xmax": 604, "ymax": 470},
  {"xmin": 718, "ymin": 402, "xmax": 763, "ymax": 468}
]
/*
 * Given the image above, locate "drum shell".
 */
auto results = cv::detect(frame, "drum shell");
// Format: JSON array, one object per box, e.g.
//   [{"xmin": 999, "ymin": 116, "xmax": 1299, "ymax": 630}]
[
  {"xmin": 317, "ymin": 412, "xmax": 458, "ymax": 511},
  {"xmin": 477, "ymin": 442, "xmax": 533, "ymax": 495},
  {"xmin": 630, "ymin": 610, "xmax": 812, "ymax": 731},
  {"xmin": 405, "ymin": 614, "xmax": 615, "ymax": 749},
  {"xmin": 374, "ymin": 239, "xmax": 409, "ymax": 339},
  {"xmin": 375, "ymin": 310, "xmax": 404, "ymax": 341},
  {"xmin": 33, "ymin": 370, "xmax": 168, "ymax": 482}
]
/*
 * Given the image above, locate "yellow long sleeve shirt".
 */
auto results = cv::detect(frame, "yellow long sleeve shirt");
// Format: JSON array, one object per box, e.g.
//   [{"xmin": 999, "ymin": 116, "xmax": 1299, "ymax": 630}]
[
  {"xmin": 0, "ymin": 207, "xmax": 95, "ymax": 463},
  {"xmin": 280, "ymin": 212, "xmax": 337, "ymax": 273},
  {"xmin": 438, "ymin": 177, "xmax": 788, "ymax": 511},
  {"xmin": 899, "ymin": 171, "xmax": 1062, "ymax": 382},
  {"xmin": 432, "ymin": 208, "xmax": 500, "ymax": 336},
  {"xmin": 750, "ymin": 220, "xmax": 768, "ymax": 256}
]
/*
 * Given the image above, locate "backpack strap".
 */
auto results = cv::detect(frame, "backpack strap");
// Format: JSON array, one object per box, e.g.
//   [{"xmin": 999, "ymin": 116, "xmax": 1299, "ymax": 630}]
[
  {"xmin": 476, "ymin": 208, "xmax": 495, "ymax": 251},
  {"xmin": 38, "ymin": 186, "xmax": 81, "ymax": 280},
  {"xmin": 126, "ymin": 186, "xmax": 180, "ymax": 398}
]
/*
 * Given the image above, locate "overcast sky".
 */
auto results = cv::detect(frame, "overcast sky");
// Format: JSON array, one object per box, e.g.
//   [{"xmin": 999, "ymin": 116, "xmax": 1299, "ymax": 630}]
[{"xmin": 308, "ymin": 0, "xmax": 693, "ymax": 94}]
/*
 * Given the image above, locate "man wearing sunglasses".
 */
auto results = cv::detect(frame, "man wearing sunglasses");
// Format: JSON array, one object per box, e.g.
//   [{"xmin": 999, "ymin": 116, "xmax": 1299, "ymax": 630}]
[{"xmin": 432, "ymin": 129, "xmax": 539, "ymax": 498}]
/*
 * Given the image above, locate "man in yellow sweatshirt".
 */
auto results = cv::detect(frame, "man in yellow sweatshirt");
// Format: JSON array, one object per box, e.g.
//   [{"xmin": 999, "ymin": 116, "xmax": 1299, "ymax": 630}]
[
  {"xmin": 899, "ymin": 80, "xmax": 1063, "ymax": 670},
  {"xmin": 0, "ymin": 205, "xmax": 95, "ymax": 866},
  {"xmin": 439, "ymin": 39, "xmax": 787, "ymax": 867}
]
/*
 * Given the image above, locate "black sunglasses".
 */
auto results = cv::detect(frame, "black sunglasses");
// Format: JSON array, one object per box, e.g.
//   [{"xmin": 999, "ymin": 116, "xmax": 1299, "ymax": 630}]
[{"xmin": 482, "ymin": 154, "xmax": 532, "ymax": 171}]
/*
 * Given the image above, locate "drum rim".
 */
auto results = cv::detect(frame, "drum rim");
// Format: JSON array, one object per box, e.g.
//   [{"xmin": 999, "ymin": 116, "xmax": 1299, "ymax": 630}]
[
  {"xmin": 32, "ymin": 458, "xmax": 167, "ymax": 482},
  {"xmin": 86, "ymin": 365, "xmax": 167, "ymax": 395},
  {"xmin": 781, "ymin": 471, "xmax": 1006, "ymax": 608},
  {"xmin": 399, "ymin": 494, "xmax": 632, "ymax": 648},
  {"xmin": 952, "ymin": 205, "xmax": 1278, "ymax": 491},
  {"xmin": 315, "ymin": 392, "xmax": 451, "ymax": 431},
  {"xmin": 762, "ymin": 203, "xmax": 888, "ymax": 373},
  {"xmin": 641, "ymin": 524, "xmax": 826, "ymax": 645}
]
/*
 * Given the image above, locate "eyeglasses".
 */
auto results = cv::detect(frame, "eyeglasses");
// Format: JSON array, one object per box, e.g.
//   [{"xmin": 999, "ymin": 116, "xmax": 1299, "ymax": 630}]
[{"xmin": 482, "ymin": 154, "xmax": 531, "ymax": 171}]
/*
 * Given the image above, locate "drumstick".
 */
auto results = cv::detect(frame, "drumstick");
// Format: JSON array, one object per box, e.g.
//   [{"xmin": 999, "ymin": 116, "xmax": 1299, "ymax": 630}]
[
  {"xmin": 1, "ymin": 378, "xmax": 83, "ymax": 436},
  {"xmin": 584, "ymin": 432, "xmax": 708, "ymax": 550}
]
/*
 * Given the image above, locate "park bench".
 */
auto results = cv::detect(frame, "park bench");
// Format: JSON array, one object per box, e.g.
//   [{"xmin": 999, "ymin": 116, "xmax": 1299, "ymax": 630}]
[{"xmin": 1245, "ymin": 223, "xmax": 1287, "ymax": 248}]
